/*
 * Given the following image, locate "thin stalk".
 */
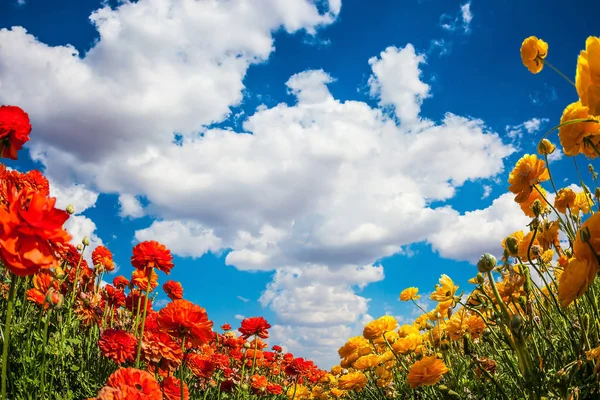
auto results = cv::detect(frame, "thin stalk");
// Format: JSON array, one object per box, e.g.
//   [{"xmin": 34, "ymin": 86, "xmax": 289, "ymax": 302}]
[
  {"xmin": 180, "ymin": 335, "xmax": 187, "ymax": 400},
  {"xmin": 542, "ymin": 59, "xmax": 576, "ymax": 87},
  {"xmin": 135, "ymin": 270, "xmax": 153, "ymax": 367},
  {"xmin": 1, "ymin": 275, "xmax": 17, "ymax": 400}
]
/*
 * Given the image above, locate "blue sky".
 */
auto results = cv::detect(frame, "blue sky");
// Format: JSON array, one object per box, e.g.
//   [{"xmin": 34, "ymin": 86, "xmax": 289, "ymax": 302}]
[{"xmin": 1, "ymin": 0, "xmax": 597, "ymax": 367}]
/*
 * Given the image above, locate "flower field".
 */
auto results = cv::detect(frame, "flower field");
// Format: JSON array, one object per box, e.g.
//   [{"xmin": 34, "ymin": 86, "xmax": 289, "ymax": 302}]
[{"xmin": 1, "ymin": 35, "xmax": 600, "ymax": 399}]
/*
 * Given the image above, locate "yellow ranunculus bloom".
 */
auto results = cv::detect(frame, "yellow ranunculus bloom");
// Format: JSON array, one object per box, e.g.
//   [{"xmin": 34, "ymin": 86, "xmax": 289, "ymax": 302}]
[
  {"xmin": 353, "ymin": 354, "xmax": 381, "ymax": 370},
  {"xmin": 363, "ymin": 316, "xmax": 398, "ymax": 340},
  {"xmin": 558, "ymin": 101, "xmax": 600, "ymax": 157},
  {"xmin": 337, "ymin": 372, "xmax": 368, "ymax": 391},
  {"xmin": 519, "ymin": 185, "xmax": 548, "ymax": 218},
  {"xmin": 508, "ymin": 155, "xmax": 550, "ymax": 202},
  {"xmin": 554, "ymin": 188, "xmax": 577, "ymax": 214},
  {"xmin": 558, "ymin": 257, "xmax": 597, "ymax": 307},
  {"xmin": 430, "ymin": 274, "xmax": 458, "ymax": 302},
  {"xmin": 576, "ymin": 36, "xmax": 600, "ymax": 116},
  {"xmin": 407, "ymin": 356, "xmax": 449, "ymax": 388},
  {"xmin": 521, "ymin": 36, "xmax": 548, "ymax": 74},
  {"xmin": 399, "ymin": 287, "xmax": 420, "ymax": 301}
]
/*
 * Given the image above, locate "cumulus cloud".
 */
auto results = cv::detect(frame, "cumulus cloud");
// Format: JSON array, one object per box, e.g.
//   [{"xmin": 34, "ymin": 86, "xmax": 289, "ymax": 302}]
[{"xmin": 0, "ymin": 0, "xmax": 517, "ymax": 367}]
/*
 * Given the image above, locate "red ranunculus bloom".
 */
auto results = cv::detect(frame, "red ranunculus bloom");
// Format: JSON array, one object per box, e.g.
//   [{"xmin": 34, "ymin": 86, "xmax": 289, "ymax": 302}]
[
  {"xmin": 131, "ymin": 268, "xmax": 159, "ymax": 292},
  {"xmin": 92, "ymin": 245, "xmax": 115, "ymax": 272},
  {"xmin": 142, "ymin": 331, "xmax": 183, "ymax": 376},
  {"xmin": 26, "ymin": 270, "xmax": 59, "ymax": 308},
  {"xmin": 187, "ymin": 353, "xmax": 216, "ymax": 379},
  {"xmin": 272, "ymin": 345, "xmax": 282, "ymax": 352},
  {"xmin": 238, "ymin": 317, "xmax": 271, "ymax": 339},
  {"xmin": 161, "ymin": 376, "xmax": 189, "ymax": 400},
  {"xmin": 221, "ymin": 323, "xmax": 232, "ymax": 331},
  {"xmin": 102, "ymin": 284, "xmax": 126, "ymax": 308},
  {"xmin": 157, "ymin": 299, "xmax": 213, "ymax": 344},
  {"xmin": 113, "ymin": 276, "xmax": 129, "ymax": 289},
  {"xmin": 250, "ymin": 374, "xmax": 268, "ymax": 392},
  {"xmin": 0, "ymin": 105, "xmax": 31, "ymax": 160},
  {"xmin": 163, "ymin": 280, "xmax": 183, "ymax": 300},
  {"xmin": 98, "ymin": 329, "xmax": 138, "ymax": 365},
  {"xmin": 0, "ymin": 184, "xmax": 71, "ymax": 276},
  {"xmin": 131, "ymin": 240, "xmax": 174, "ymax": 274},
  {"xmin": 97, "ymin": 368, "xmax": 162, "ymax": 400},
  {"xmin": 285, "ymin": 357, "xmax": 313, "ymax": 377},
  {"xmin": 266, "ymin": 382, "xmax": 283, "ymax": 395}
]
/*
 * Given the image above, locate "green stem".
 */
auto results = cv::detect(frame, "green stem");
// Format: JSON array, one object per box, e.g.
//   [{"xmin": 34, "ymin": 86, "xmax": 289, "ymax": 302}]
[
  {"xmin": 180, "ymin": 335, "xmax": 186, "ymax": 400},
  {"xmin": 1, "ymin": 275, "xmax": 17, "ymax": 400},
  {"xmin": 69, "ymin": 244, "xmax": 88, "ymax": 309},
  {"xmin": 542, "ymin": 59, "xmax": 576, "ymax": 87},
  {"xmin": 135, "ymin": 269, "xmax": 152, "ymax": 367},
  {"xmin": 39, "ymin": 309, "xmax": 53, "ymax": 399}
]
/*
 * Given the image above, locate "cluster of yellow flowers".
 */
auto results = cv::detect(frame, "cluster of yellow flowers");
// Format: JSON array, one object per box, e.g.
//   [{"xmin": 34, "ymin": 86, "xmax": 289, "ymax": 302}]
[{"xmin": 326, "ymin": 36, "xmax": 600, "ymax": 399}]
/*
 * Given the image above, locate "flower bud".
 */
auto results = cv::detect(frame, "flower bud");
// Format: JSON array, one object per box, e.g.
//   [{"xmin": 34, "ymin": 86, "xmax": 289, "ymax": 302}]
[
  {"xmin": 66, "ymin": 204, "xmax": 75, "ymax": 215},
  {"xmin": 46, "ymin": 289, "xmax": 64, "ymax": 309},
  {"xmin": 76, "ymin": 244, "xmax": 83, "ymax": 251},
  {"xmin": 505, "ymin": 236, "xmax": 519, "ymax": 255},
  {"xmin": 509, "ymin": 315, "xmax": 523, "ymax": 332},
  {"xmin": 477, "ymin": 253, "xmax": 496, "ymax": 273},
  {"xmin": 537, "ymin": 139, "xmax": 555, "ymax": 155},
  {"xmin": 476, "ymin": 273, "xmax": 485, "ymax": 284},
  {"xmin": 243, "ymin": 342, "xmax": 251, "ymax": 349},
  {"xmin": 595, "ymin": 187, "xmax": 600, "ymax": 199},
  {"xmin": 240, "ymin": 384, "xmax": 248, "ymax": 391},
  {"xmin": 82, "ymin": 236, "xmax": 90, "ymax": 246},
  {"xmin": 531, "ymin": 199, "xmax": 543, "ymax": 217},
  {"xmin": 438, "ymin": 385, "xmax": 449, "ymax": 393}
]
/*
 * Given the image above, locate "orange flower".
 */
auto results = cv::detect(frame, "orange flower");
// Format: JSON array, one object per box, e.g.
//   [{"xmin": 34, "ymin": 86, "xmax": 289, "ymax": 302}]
[
  {"xmin": 574, "ymin": 212, "xmax": 600, "ymax": 262},
  {"xmin": 576, "ymin": 37, "xmax": 600, "ymax": 116},
  {"xmin": 186, "ymin": 353, "xmax": 216, "ymax": 379},
  {"xmin": 363, "ymin": 316, "xmax": 398, "ymax": 340},
  {"xmin": 558, "ymin": 257, "xmax": 597, "ymax": 307},
  {"xmin": 163, "ymin": 280, "xmax": 183, "ymax": 300},
  {"xmin": 0, "ymin": 185, "xmax": 71, "ymax": 276},
  {"xmin": 0, "ymin": 105, "xmax": 31, "ymax": 160},
  {"xmin": 400, "ymin": 287, "xmax": 420, "ymax": 301},
  {"xmin": 131, "ymin": 240, "xmax": 174, "ymax": 274},
  {"xmin": 407, "ymin": 356, "xmax": 449, "ymax": 388},
  {"xmin": 238, "ymin": 317, "xmax": 271, "ymax": 339},
  {"xmin": 518, "ymin": 186, "xmax": 548, "ymax": 217},
  {"xmin": 554, "ymin": 188, "xmax": 577, "ymax": 214},
  {"xmin": 558, "ymin": 101, "xmax": 600, "ymax": 157},
  {"xmin": 157, "ymin": 299, "xmax": 214, "ymax": 344},
  {"xmin": 520, "ymin": 36, "xmax": 548, "ymax": 74},
  {"xmin": 112, "ymin": 276, "xmax": 129, "ymax": 289},
  {"xmin": 508, "ymin": 154, "xmax": 550, "ymax": 202},
  {"xmin": 98, "ymin": 329, "xmax": 138, "ymax": 365},
  {"xmin": 92, "ymin": 246, "xmax": 115, "ymax": 272},
  {"xmin": 97, "ymin": 368, "xmax": 162, "ymax": 400},
  {"xmin": 517, "ymin": 231, "xmax": 541, "ymax": 260},
  {"xmin": 161, "ymin": 376, "xmax": 189, "ymax": 400},
  {"xmin": 251, "ymin": 374, "xmax": 268, "ymax": 392},
  {"xmin": 26, "ymin": 270, "xmax": 59, "ymax": 308},
  {"xmin": 337, "ymin": 371, "xmax": 368, "ymax": 391},
  {"xmin": 131, "ymin": 268, "xmax": 159, "ymax": 292},
  {"xmin": 142, "ymin": 331, "xmax": 183, "ymax": 376},
  {"xmin": 430, "ymin": 275, "xmax": 458, "ymax": 302}
]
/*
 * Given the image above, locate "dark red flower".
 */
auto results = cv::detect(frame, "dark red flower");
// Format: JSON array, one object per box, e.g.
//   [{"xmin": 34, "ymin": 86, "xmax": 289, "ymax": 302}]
[
  {"xmin": 221, "ymin": 323, "xmax": 232, "ymax": 331},
  {"xmin": 163, "ymin": 280, "xmax": 183, "ymax": 300},
  {"xmin": 0, "ymin": 105, "xmax": 31, "ymax": 160},
  {"xmin": 113, "ymin": 276, "xmax": 129, "ymax": 289},
  {"xmin": 98, "ymin": 329, "xmax": 138, "ymax": 365},
  {"xmin": 272, "ymin": 345, "xmax": 282, "ymax": 352},
  {"xmin": 187, "ymin": 353, "xmax": 215, "ymax": 379},
  {"xmin": 266, "ymin": 382, "xmax": 283, "ymax": 395},
  {"xmin": 238, "ymin": 317, "xmax": 271, "ymax": 339}
]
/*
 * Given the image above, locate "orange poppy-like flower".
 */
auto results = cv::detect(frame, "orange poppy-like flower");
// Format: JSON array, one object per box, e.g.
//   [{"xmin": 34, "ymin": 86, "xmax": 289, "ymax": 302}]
[
  {"xmin": 113, "ymin": 276, "xmax": 129, "ymax": 289},
  {"xmin": 554, "ymin": 188, "xmax": 577, "ymax": 214},
  {"xmin": 92, "ymin": 246, "xmax": 115, "ymax": 272},
  {"xmin": 0, "ymin": 185, "xmax": 71, "ymax": 276},
  {"xmin": 537, "ymin": 221, "xmax": 560, "ymax": 251},
  {"xmin": 186, "ymin": 353, "xmax": 216, "ymax": 379},
  {"xmin": 572, "ymin": 191, "xmax": 594, "ymax": 215},
  {"xmin": 363, "ymin": 316, "xmax": 398, "ymax": 340},
  {"xmin": 400, "ymin": 287, "xmax": 420, "ymax": 301},
  {"xmin": 430, "ymin": 274, "xmax": 458, "ymax": 302},
  {"xmin": 266, "ymin": 383, "xmax": 283, "ymax": 395},
  {"xmin": 157, "ymin": 299, "xmax": 213, "ymax": 344},
  {"xmin": 250, "ymin": 374, "xmax": 268, "ymax": 392},
  {"xmin": 26, "ymin": 270, "xmax": 59, "ymax": 308},
  {"xmin": 338, "ymin": 336, "xmax": 369, "ymax": 359},
  {"xmin": 337, "ymin": 371, "xmax": 368, "ymax": 391},
  {"xmin": 131, "ymin": 240, "xmax": 174, "ymax": 274},
  {"xmin": 284, "ymin": 357, "xmax": 313, "ymax": 377},
  {"xmin": 0, "ymin": 105, "xmax": 32, "ymax": 160},
  {"xmin": 142, "ymin": 331, "xmax": 183, "ymax": 375},
  {"xmin": 558, "ymin": 101, "xmax": 600, "ymax": 157},
  {"xmin": 517, "ymin": 231, "xmax": 541, "ymax": 260},
  {"xmin": 238, "ymin": 317, "xmax": 271, "ymax": 339},
  {"xmin": 407, "ymin": 356, "xmax": 449, "ymax": 388},
  {"xmin": 161, "ymin": 376, "xmax": 189, "ymax": 400},
  {"xmin": 163, "ymin": 280, "xmax": 183, "ymax": 300},
  {"xmin": 508, "ymin": 154, "xmax": 550, "ymax": 202},
  {"xmin": 97, "ymin": 368, "xmax": 162, "ymax": 400},
  {"xmin": 20, "ymin": 170, "xmax": 50, "ymax": 196},
  {"xmin": 131, "ymin": 268, "xmax": 159, "ymax": 292},
  {"xmin": 574, "ymin": 212, "xmax": 600, "ymax": 262},
  {"xmin": 102, "ymin": 284, "xmax": 126, "ymax": 308},
  {"xmin": 558, "ymin": 257, "xmax": 597, "ymax": 307},
  {"xmin": 518, "ymin": 186, "xmax": 548, "ymax": 217},
  {"xmin": 98, "ymin": 329, "xmax": 137, "ymax": 365},
  {"xmin": 576, "ymin": 36, "xmax": 600, "ymax": 117},
  {"xmin": 520, "ymin": 36, "xmax": 548, "ymax": 74}
]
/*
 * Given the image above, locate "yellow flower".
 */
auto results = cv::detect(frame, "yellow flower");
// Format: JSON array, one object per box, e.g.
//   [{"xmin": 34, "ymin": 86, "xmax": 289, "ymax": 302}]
[
  {"xmin": 541, "ymin": 249, "xmax": 555, "ymax": 264},
  {"xmin": 338, "ymin": 336, "xmax": 369, "ymax": 359},
  {"xmin": 330, "ymin": 388, "xmax": 345, "ymax": 397},
  {"xmin": 573, "ymin": 212, "xmax": 600, "ymax": 262},
  {"xmin": 558, "ymin": 101, "xmax": 600, "ymax": 157},
  {"xmin": 430, "ymin": 274, "xmax": 458, "ymax": 302},
  {"xmin": 398, "ymin": 324, "xmax": 420, "ymax": 338},
  {"xmin": 287, "ymin": 384, "xmax": 310, "ymax": 400},
  {"xmin": 558, "ymin": 257, "xmax": 597, "ymax": 307},
  {"xmin": 517, "ymin": 231, "xmax": 541, "ymax": 260},
  {"xmin": 554, "ymin": 188, "xmax": 577, "ymax": 214},
  {"xmin": 576, "ymin": 36, "xmax": 600, "ymax": 116},
  {"xmin": 331, "ymin": 365, "xmax": 342, "ymax": 375},
  {"xmin": 520, "ymin": 36, "xmax": 548, "ymax": 74},
  {"xmin": 519, "ymin": 185, "xmax": 548, "ymax": 217},
  {"xmin": 340, "ymin": 352, "xmax": 360, "ymax": 369},
  {"xmin": 572, "ymin": 190, "xmax": 594, "ymax": 215},
  {"xmin": 537, "ymin": 139, "xmax": 556, "ymax": 155},
  {"xmin": 407, "ymin": 356, "xmax": 449, "ymax": 389},
  {"xmin": 508, "ymin": 155, "xmax": 550, "ymax": 202},
  {"xmin": 400, "ymin": 287, "xmax": 420, "ymax": 301},
  {"xmin": 363, "ymin": 316, "xmax": 398, "ymax": 340},
  {"xmin": 537, "ymin": 220, "xmax": 560, "ymax": 251},
  {"xmin": 502, "ymin": 230, "xmax": 525, "ymax": 256},
  {"xmin": 586, "ymin": 345, "xmax": 600, "ymax": 373},
  {"xmin": 391, "ymin": 333, "xmax": 422, "ymax": 355},
  {"xmin": 337, "ymin": 372, "xmax": 368, "ymax": 391},
  {"xmin": 353, "ymin": 354, "xmax": 381, "ymax": 370}
]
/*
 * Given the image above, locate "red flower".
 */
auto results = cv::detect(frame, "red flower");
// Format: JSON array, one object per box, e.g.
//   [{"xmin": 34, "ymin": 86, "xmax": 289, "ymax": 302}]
[
  {"xmin": 163, "ymin": 280, "xmax": 183, "ymax": 300},
  {"xmin": 157, "ymin": 299, "xmax": 213, "ymax": 345},
  {"xmin": 142, "ymin": 331, "xmax": 183, "ymax": 376},
  {"xmin": 97, "ymin": 368, "xmax": 162, "ymax": 400},
  {"xmin": 98, "ymin": 329, "xmax": 137, "ymax": 365},
  {"xmin": 238, "ymin": 317, "xmax": 271, "ymax": 339},
  {"xmin": 102, "ymin": 284, "xmax": 126, "ymax": 308},
  {"xmin": 92, "ymin": 246, "xmax": 115, "ymax": 272},
  {"xmin": 221, "ymin": 323, "xmax": 232, "ymax": 331},
  {"xmin": 285, "ymin": 357, "xmax": 313, "ymax": 377},
  {"xmin": 187, "ymin": 353, "xmax": 216, "ymax": 379},
  {"xmin": 131, "ymin": 240, "xmax": 174, "ymax": 274},
  {"xmin": 113, "ymin": 276, "xmax": 129, "ymax": 289},
  {"xmin": 26, "ymin": 270, "xmax": 59, "ymax": 308},
  {"xmin": 0, "ymin": 105, "xmax": 31, "ymax": 160},
  {"xmin": 0, "ymin": 184, "xmax": 71, "ymax": 276},
  {"xmin": 266, "ymin": 382, "xmax": 283, "ymax": 395},
  {"xmin": 161, "ymin": 376, "xmax": 189, "ymax": 400},
  {"xmin": 272, "ymin": 345, "xmax": 282, "ymax": 352},
  {"xmin": 250, "ymin": 374, "xmax": 268, "ymax": 392},
  {"xmin": 220, "ymin": 380, "xmax": 235, "ymax": 393}
]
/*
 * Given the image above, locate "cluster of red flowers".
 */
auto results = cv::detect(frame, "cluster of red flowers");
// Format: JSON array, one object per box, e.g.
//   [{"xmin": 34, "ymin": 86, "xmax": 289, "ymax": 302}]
[{"xmin": 0, "ymin": 105, "xmax": 327, "ymax": 400}]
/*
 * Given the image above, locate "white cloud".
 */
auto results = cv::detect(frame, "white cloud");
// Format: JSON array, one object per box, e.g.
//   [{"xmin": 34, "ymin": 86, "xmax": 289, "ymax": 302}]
[
  {"xmin": 429, "ymin": 39, "xmax": 451, "ymax": 57},
  {"xmin": 505, "ymin": 117, "xmax": 549, "ymax": 143},
  {"xmin": 118, "ymin": 194, "xmax": 145, "ymax": 218},
  {"xmin": 234, "ymin": 314, "xmax": 245, "ymax": 320},
  {"xmin": 440, "ymin": 1, "xmax": 473, "ymax": 33},
  {"xmin": 0, "ymin": 0, "xmax": 517, "ymax": 368},
  {"xmin": 237, "ymin": 296, "xmax": 250, "ymax": 303},
  {"xmin": 427, "ymin": 192, "xmax": 530, "ymax": 263},
  {"xmin": 548, "ymin": 148, "xmax": 564, "ymax": 163},
  {"xmin": 49, "ymin": 179, "xmax": 98, "ymax": 214},
  {"xmin": 481, "ymin": 184, "xmax": 492, "ymax": 199}
]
